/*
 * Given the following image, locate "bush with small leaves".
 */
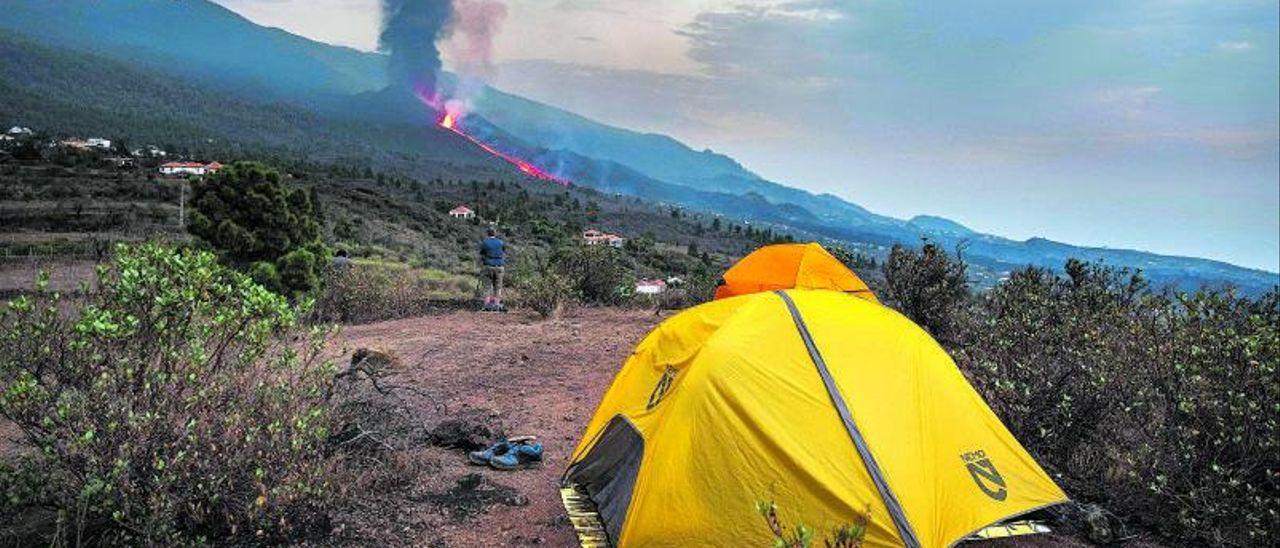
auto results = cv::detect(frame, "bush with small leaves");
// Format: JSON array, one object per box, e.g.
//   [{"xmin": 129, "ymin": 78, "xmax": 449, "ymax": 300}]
[
  {"xmin": 876, "ymin": 247, "xmax": 1278, "ymax": 545},
  {"xmin": 551, "ymin": 245, "xmax": 635, "ymax": 305},
  {"xmin": 955, "ymin": 262, "xmax": 1278, "ymax": 546},
  {"xmin": 514, "ymin": 265, "xmax": 575, "ymax": 320},
  {"xmin": 0, "ymin": 243, "xmax": 337, "ymax": 544},
  {"xmin": 756, "ymin": 500, "xmax": 868, "ymax": 548},
  {"xmin": 278, "ymin": 247, "xmax": 321, "ymax": 297},
  {"xmin": 312, "ymin": 261, "xmax": 476, "ymax": 324},
  {"xmin": 881, "ymin": 243, "xmax": 969, "ymax": 343}
]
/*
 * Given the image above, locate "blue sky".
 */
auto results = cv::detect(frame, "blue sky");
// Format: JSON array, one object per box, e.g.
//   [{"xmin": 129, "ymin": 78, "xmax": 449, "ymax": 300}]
[{"xmin": 216, "ymin": 0, "xmax": 1279, "ymax": 271}]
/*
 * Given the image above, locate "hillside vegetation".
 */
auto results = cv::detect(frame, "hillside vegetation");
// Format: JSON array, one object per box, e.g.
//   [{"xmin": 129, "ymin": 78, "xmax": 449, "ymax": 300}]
[
  {"xmin": 0, "ymin": 153, "xmax": 797, "ymax": 303},
  {"xmin": 0, "ymin": 7, "xmax": 1274, "ymax": 294}
]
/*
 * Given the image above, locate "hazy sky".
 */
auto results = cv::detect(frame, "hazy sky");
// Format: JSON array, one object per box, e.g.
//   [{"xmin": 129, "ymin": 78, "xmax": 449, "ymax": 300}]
[{"xmin": 214, "ymin": 0, "xmax": 1280, "ymax": 271}]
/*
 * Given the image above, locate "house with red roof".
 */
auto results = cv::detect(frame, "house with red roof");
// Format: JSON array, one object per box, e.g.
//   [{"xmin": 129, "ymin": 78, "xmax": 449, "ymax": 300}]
[
  {"xmin": 635, "ymin": 278, "xmax": 667, "ymax": 295},
  {"xmin": 583, "ymin": 229, "xmax": 625, "ymax": 248},
  {"xmin": 449, "ymin": 205, "xmax": 476, "ymax": 219}
]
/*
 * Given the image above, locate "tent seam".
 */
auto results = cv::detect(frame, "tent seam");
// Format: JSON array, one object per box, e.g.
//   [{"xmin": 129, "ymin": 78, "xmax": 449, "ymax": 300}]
[{"xmin": 774, "ymin": 290, "xmax": 922, "ymax": 548}]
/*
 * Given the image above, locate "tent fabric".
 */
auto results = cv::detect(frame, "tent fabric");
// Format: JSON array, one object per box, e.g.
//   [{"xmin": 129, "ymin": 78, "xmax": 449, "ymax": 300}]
[
  {"xmin": 565, "ymin": 289, "xmax": 1066, "ymax": 547},
  {"xmin": 713, "ymin": 242, "xmax": 878, "ymax": 303},
  {"xmin": 565, "ymin": 416, "xmax": 646, "ymax": 543}
]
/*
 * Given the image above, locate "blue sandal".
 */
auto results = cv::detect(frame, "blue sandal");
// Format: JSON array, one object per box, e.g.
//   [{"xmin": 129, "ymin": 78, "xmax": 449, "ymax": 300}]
[
  {"xmin": 489, "ymin": 440, "xmax": 544, "ymax": 470},
  {"xmin": 468, "ymin": 439, "xmax": 512, "ymax": 465}
]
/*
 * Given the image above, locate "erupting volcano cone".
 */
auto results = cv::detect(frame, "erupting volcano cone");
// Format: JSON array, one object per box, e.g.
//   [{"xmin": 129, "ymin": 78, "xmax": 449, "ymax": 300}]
[{"xmin": 433, "ymin": 109, "xmax": 570, "ymax": 186}]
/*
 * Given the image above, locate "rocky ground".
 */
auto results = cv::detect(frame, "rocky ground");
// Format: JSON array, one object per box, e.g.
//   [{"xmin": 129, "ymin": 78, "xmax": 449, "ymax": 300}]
[{"xmin": 319, "ymin": 307, "xmax": 1118, "ymax": 548}]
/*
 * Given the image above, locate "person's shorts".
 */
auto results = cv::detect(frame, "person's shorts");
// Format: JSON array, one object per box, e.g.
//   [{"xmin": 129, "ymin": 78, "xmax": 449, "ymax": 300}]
[{"xmin": 483, "ymin": 266, "xmax": 504, "ymax": 293}]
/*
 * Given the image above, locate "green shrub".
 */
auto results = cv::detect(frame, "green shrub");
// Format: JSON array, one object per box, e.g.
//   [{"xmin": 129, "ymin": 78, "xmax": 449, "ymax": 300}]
[
  {"xmin": 881, "ymin": 243, "xmax": 969, "ymax": 343},
  {"xmin": 312, "ymin": 261, "xmax": 476, "ymax": 324},
  {"xmin": 188, "ymin": 162, "xmax": 327, "ymax": 294},
  {"xmin": 277, "ymin": 247, "xmax": 321, "ymax": 297},
  {"xmin": 551, "ymin": 245, "xmax": 635, "ymax": 305},
  {"xmin": 756, "ymin": 500, "xmax": 868, "ymax": 548},
  {"xmin": 0, "ymin": 243, "xmax": 336, "ymax": 544},
  {"xmin": 681, "ymin": 267, "xmax": 722, "ymax": 306},
  {"xmin": 249, "ymin": 260, "xmax": 281, "ymax": 292},
  {"xmin": 880, "ymin": 249, "xmax": 1280, "ymax": 545},
  {"xmin": 957, "ymin": 263, "xmax": 1278, "ymax": 545},
  {"xmin": 514, "ymin": 263, "xmax": 575, "ymax": 320}
]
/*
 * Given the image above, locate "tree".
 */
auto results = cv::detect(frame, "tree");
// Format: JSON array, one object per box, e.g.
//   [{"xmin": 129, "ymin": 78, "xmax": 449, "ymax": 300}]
[
  {"xmin": 188, "ymin": 162, "xmax": 327, "ymax": 294},
  {"xmin": 827, "ymin": 245, "xmax": 878, "ymax": 271},
  {"xmin": 881, "ymin": 242, "xmax": 969, "ymax": 342}
]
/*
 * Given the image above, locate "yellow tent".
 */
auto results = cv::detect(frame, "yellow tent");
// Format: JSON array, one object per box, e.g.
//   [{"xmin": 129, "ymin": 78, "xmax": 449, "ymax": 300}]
[{"xmin": 564, "ymin": 248, "xmax": 1067, "ymax": 547}]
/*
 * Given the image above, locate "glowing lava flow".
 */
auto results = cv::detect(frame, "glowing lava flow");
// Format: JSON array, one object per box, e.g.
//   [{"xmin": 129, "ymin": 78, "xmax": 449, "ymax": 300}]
[{"xmin": 438, "ymin": 112, "xmax": 571, "ymax": 186}]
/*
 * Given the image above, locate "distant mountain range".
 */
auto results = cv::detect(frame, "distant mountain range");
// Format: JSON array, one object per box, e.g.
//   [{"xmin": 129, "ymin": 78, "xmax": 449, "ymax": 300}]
[{"xmin": 1, "ymin": 0, "xmax": 1275, "ymax": 295}]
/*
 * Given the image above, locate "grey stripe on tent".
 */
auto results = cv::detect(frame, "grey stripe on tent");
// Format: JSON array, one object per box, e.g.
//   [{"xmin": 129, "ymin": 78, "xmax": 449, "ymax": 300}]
[{"xmin": 775, "ymin": 290, "xmax": 922, "ymax": 548}]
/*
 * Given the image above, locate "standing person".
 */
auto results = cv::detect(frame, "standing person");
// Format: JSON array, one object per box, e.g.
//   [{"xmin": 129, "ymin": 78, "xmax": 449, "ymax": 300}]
[{"xmin": 479, "ymin": 226, "xmax": 507, "ymax": 311}]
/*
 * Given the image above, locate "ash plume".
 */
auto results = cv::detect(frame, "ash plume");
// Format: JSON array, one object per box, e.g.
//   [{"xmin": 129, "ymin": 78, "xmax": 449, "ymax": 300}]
[
  {"xmin": 444, "ymin": 0, "xmax": 508, "ymax": 78},
  {"xmin": 379, "ymin": 0, "xmax": 453, "ymax": 97}
]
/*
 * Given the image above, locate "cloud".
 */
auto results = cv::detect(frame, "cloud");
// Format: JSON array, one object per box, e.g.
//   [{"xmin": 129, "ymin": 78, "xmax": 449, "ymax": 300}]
[
  {"xmin": 490, "ymin": 58, "xmax": 811, "ymax": 146},
  {"xmin": 1218, "ymin": 40, "xmax": 1254, "ymax": 51},
  {"xmin": 676, "ymin": 1, "xmax": 861, "ymax": 82},
  {"xmin": 1095, "ymin": 86, "xmax": 1162, "ymax": 104},
  {"xmin": 1089, "ymin": 85, "xmax": 1163, "ymax": 121}
]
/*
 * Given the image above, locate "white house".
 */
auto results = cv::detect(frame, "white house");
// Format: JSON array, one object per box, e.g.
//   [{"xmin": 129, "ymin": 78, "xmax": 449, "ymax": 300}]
[
  {"xmin": 582, "ymin": 229, "xmax": 606, "ymax": 244},
  {"xmin": 449, "ymin": 205, "xmax": 475, "ymax": 219},
  {"xmin": 159, "ymin": 161, "xmax": 223, "ymax": 176},
  {"xmin": 583, "ymin": 229, "xmax": 625, "ymax": 248},
  {"xmin": 58, "ymin": 138, "xmax": 111, "ymax": 150},
  {"xmin": 635, "ymin": 279, "xmax": 667, "ymax": 295}
]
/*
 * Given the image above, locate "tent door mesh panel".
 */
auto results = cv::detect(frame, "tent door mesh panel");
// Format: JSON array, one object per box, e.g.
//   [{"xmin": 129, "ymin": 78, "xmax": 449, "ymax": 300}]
[{"xmin": 564, "ymin": 415, "xmax": 645, "ymax": 546}]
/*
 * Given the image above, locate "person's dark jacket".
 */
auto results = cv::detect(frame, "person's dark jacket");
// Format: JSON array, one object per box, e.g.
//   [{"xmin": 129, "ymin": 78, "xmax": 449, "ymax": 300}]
[{"xmin": 480, "ymin": 237, "xmax": 506, "ymax": 267}]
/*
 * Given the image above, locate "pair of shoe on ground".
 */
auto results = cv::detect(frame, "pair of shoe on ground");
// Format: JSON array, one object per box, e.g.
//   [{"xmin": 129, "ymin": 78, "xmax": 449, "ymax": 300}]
[{"xmin": 469, "ymin": 436, "xmax": 543, "ymax": 470}]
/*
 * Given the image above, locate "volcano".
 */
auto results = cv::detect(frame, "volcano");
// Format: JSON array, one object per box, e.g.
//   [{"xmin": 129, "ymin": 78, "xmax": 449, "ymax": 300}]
[{"xmin": 435, "ymin": 105, "xmax": 571, "ymax": 186}]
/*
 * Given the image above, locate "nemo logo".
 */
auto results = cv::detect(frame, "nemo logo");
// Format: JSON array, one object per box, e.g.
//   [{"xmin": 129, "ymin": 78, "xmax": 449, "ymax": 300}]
[
  {"xmin": 646, "ymin": 366, "xmax": 678, "ymax": 410},
  {"xmin": 962, "ymin": 450, "xmax": 1007, "ymax": 501}
]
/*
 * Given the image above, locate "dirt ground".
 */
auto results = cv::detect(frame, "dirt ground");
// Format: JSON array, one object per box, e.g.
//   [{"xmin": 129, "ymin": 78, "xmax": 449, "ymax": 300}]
[
  {"xmin": 321, "ymin": 308, "xmax": 1117, "ymax": 548},
  {"xmin": 323, "ymin": 307, "xmax": 660, "ymax": 547},
  {"xmin": 0, "ymin": 258, "xmax": 99, "ymax": 296}
]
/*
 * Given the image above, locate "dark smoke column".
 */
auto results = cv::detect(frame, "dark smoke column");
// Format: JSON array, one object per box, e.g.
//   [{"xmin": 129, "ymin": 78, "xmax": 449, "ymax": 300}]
[{"xmin": 380, "ymin": 0, "xmax": 453, "ymax": 98}]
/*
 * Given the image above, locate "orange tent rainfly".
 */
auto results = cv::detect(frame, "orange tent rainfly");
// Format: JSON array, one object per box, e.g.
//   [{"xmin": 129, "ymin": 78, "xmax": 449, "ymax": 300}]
[
  {"xmin": 562, "ymin": 243, "xmax": 1067, "ymax": 547},
  {"xmin": 713, "ymin": 242, "xmax": 878, "ymax": 302}
]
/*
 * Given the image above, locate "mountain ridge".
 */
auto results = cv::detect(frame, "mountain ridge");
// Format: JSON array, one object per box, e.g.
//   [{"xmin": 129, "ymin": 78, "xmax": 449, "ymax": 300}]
[{"xmin": 0, "ymin": 0, "xmax": 1274, "ymax": 294}]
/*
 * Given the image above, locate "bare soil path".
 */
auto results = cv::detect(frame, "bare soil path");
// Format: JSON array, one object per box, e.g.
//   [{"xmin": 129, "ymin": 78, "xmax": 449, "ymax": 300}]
[{"xmin": 326, "ymin": 307, "xmax": 660, "ymax": 547}]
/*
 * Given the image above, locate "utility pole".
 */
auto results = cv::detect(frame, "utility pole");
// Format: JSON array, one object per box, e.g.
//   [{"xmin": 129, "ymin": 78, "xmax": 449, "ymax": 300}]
[{"xmin": 178, "ymin": 181, "xmax": 186, "ymax": 228}]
